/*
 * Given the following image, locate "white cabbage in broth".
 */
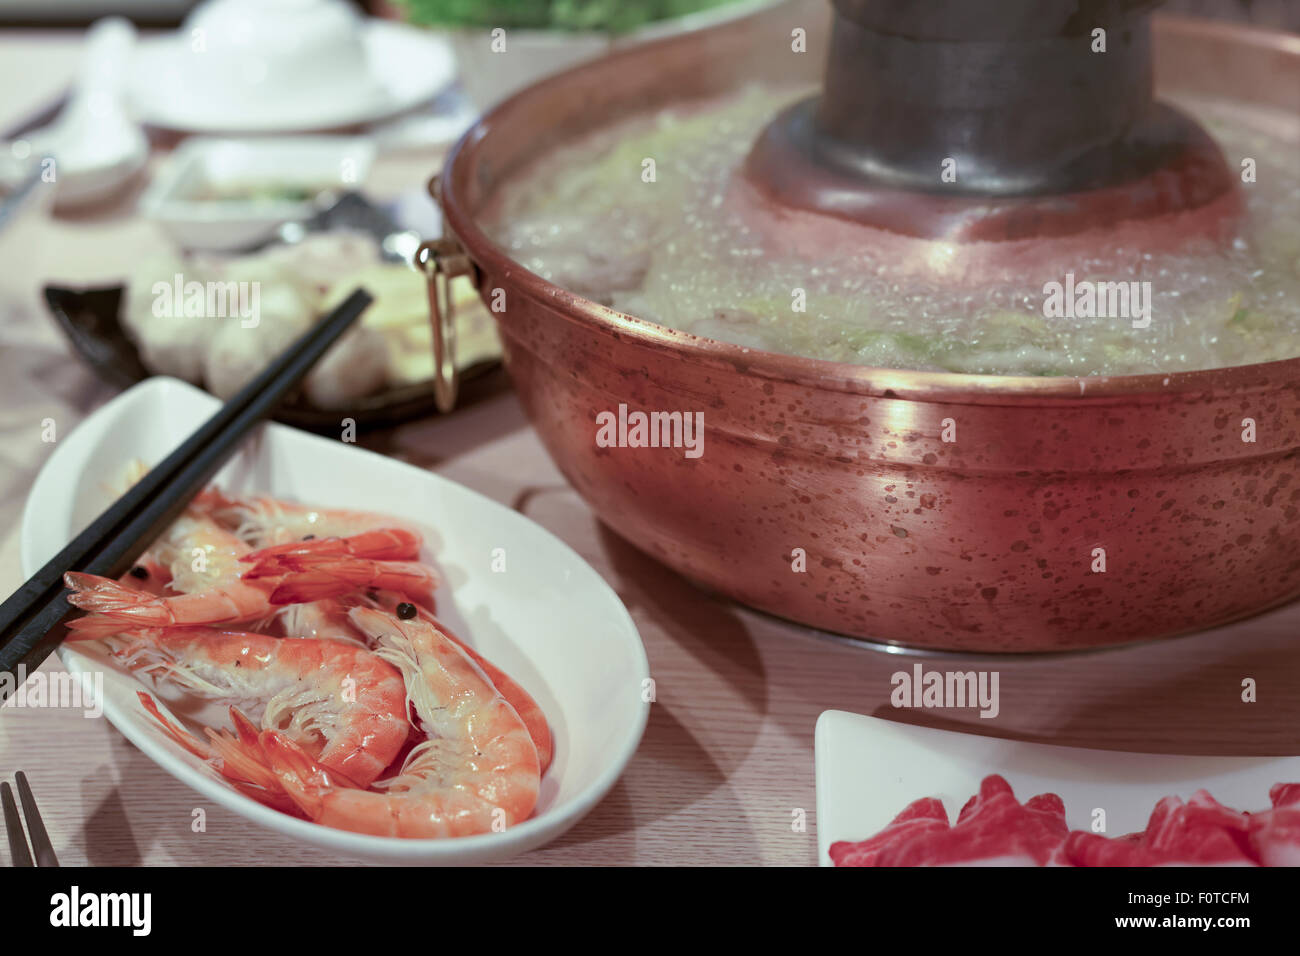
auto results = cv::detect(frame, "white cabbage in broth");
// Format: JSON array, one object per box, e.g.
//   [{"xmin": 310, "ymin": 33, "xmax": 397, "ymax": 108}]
[{"xmin": 490, "ymin": 87, "xmax": 1300, "ymax": 376}]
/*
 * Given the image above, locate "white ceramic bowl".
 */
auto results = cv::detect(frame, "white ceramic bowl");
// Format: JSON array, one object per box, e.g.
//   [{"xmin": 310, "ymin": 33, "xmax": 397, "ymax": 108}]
[
  {"xmin": 180, "ymin": 0, "xmax": 382, "ymax": 111},
  {"xmin": 129, "ymin": 4, "xmax": 456, "ymax": 133},
  {"xmin": 20, "ymin": 377, "xmax": 650, "ymax": 863}
]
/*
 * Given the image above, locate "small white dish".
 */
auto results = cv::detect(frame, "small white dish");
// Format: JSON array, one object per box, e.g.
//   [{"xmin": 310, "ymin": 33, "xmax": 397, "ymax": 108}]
[
  {"xmin": 814, "ymin": 710, "xmax": 1300, "ymax": 866},
  {"xmin": 128, "ymin": 5, "xmax": 455, "ymax": 133},
  {"xmin": 21, "ymin": 376, "xmax": 650, "ymax": 863},
  {"xmin": 139, "ymin": 136, "xmax": 376, "ymax": 250}
]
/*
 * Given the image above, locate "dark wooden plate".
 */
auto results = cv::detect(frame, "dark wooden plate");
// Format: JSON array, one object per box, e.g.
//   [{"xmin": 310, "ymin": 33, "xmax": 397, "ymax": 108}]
[
  {"xmin": 42, "ymin": 192, "xmax": 507, "ymax": 432},
  {"xmin": 43, "ymin": 283, "xmax": 508, "ymax": 432}
]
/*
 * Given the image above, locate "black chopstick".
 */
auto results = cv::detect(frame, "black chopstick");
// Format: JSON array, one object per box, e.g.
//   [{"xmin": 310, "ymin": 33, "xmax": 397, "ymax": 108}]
[
  {"xmin": 0, "ymin": 288, "xmax": 371, "ymax": 640},
  {"xmin": 0, "ymin": 288, "xmax": 373, "ymax": 697}
]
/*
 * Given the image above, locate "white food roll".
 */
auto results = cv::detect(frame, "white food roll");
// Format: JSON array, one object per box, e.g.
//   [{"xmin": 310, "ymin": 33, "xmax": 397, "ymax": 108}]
[
  {"xmin": 321, "ymin": 264, "xmax": 422, "ymax": 383},
  {"xmin": 319, "ymin": 263, "xmax": 500, "ymax": 388},
  {"xmin": 261, "ymin": 232, "xmax": 382, "ymax": 307},
  {"xmin": 302, "ymin": 325, "xmax": 390, "ymax": 409},
  {"xmin": 219, "ymin": 255, "xmax": 312, "ymax": 305},
  {"xmin": 202, "ymin": 277, "xmax": 314, "ymax": 399},
  {"xmin": 121, "ymin": 253, "xmax": 214, "ymax": 383}
]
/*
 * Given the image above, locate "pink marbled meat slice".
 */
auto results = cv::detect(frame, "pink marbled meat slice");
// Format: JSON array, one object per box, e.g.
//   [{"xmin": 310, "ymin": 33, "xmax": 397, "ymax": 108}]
[
  {"xmin": 1247, "ymin": 782, "xmax": 1300, "ymax": 867},
  {"xmin": 1064, "ymin": 790, "xmax": 1256, "ymax": 866},
  {"xmin": 831, "ymin": 775, "xmax": 1068, "ymax": 867},
  {"xmin": 828, "ymin": 796, "xmax": 948, "ymax": 866}
]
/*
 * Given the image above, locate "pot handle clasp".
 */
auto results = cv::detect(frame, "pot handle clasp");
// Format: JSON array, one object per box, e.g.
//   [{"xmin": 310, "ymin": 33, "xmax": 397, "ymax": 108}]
[{"xmin": 415, "ymin": 230, "xmax": 472, "ymax": 414}]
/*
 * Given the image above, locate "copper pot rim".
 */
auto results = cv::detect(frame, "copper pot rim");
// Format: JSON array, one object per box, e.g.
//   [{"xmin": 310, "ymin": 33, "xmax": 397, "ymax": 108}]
[{"xmin": 439, "ymin": 14, "xmax": 1300, "ymax": 409}]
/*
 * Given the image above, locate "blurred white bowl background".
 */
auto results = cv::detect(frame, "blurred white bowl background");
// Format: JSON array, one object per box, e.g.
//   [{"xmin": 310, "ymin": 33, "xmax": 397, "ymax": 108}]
[
  {"xmin": 0, "ymin": 156, "xmax": 57, "ymax": 298},
  {"xmin": 139, "ymin": 136, "xmax": 376, "ymax": 250},
  {"xmin": 127, "ymin": 0, "xmax": 457, "ymax": 133},
  {"xmin": 439, "ymin": 0, "xmax": 783, "ymax": 112}
]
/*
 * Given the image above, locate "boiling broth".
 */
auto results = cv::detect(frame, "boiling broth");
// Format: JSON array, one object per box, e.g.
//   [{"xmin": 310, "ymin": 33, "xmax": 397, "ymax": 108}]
[{"xmin": 490, "ymin": 87, "xmax": 1300, "ymax": 376}]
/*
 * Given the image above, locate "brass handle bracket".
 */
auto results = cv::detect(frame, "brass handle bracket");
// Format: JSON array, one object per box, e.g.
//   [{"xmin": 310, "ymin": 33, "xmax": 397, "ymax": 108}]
[{"xmin": 416, "ymin": 232, "xmax": 472, "ymax": 414}]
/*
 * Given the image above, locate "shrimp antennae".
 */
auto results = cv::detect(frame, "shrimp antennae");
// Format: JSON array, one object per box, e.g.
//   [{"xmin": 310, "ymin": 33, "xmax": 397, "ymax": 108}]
[{"xmin": 137, "ymin": 691, "xmax": 208, "ymax": 759}]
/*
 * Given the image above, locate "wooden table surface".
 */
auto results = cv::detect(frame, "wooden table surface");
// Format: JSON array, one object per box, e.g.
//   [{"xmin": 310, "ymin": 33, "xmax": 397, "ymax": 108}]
[{"xmin": 1, "ymin": 28, "xmax": 1298, "ymax": 868}]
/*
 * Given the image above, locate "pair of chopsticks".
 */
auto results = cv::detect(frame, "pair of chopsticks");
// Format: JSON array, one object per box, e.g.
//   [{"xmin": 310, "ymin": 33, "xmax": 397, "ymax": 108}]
[
  {"xmin": 1, "ymin": 772, "xmax": 56, "ymax": 866},
  {"xmin": 0, "ymin": 288, "xmax": 373, "ymax": 697}
]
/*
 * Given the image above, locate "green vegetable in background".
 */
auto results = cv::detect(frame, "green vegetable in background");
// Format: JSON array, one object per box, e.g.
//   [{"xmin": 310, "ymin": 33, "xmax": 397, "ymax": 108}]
[{"xmin": 398, "ymin": 0, "xmax": 740, "ymax": 33}]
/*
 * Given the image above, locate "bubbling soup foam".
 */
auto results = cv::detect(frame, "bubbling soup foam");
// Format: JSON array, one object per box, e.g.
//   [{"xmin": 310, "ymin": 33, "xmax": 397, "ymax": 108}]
[{"xmin": 490, "ymin": 87, "xmax": 1300, "ymax": 377}]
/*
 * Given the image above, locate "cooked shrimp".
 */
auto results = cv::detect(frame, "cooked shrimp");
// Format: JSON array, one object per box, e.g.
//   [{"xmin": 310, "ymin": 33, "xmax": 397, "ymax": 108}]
[
  {"xmin": 118, "ymin": 554, "xmax": 172, "ymax": 597},
  {"xmin": 65, "ymin": 570, "xmax": 278, "ymax": 632},
  {"xmin": 135, "ymin": 691, "xmax": 302, "ymax": 814},
  {"xmin": 67, "ymin": 524, "xmax": 423, "ymax": 632},
  {"xmin": 152, "ymin": 509, "xmax": 254, "ymax": 594},
  {"xmin": 65, "ymin": 507, "xmax": 276, "ymax": 632},
  {"xmin": 204, "ymin": 489, "xmax": 423, "ymax": 548},
  {"xmin": 106, "ymin": 461, "xmax": 179, "ymax": 595},
  {"xmin": 80, "ymin": 626, "xmax": 410, "ymax": 790},
  {"xmin": 277, "ymin": 597, "xmax": 368, "ymax": 648},
  {"xmin": 262, "ymin": 607, "xmax": 540, "ymax": 838},
  {"xmin": 272, "ymin": 588, "xmax": 550, "ymax": 770},
  {"xmin": 366, "ymin": 590, "xmax": 553, "ymax": 773},
  {"xmin": 246, "ymin": 554, "xmax": 439, "ymax": 607},
  {"xmin": 243, "ymin": 527, "xmax": 422, "ymax": 565}
]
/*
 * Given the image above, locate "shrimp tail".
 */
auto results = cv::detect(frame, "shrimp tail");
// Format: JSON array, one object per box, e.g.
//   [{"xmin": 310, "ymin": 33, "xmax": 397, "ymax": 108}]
[
  {"xmin": 64, "ymin": 573, "xmax": 154, "ymax": 617},
  {"xmin": 206, "ymin": 708, "xmax": 283, "ymax": 793},
  {"xmin": 65, "ymin": 613, "xmax": 132, "ymax": 640},
  {"xmin": 226, "ymin": 780, "xmax": 304, "ymax": 816},
  {"xmin": 66, "ymin": 569, "xmax": 277, "ymax": 630},
  {"xmin": 259, "ymin": 730, "xmax": 330, "ymax": 820},
  {"xmin": 138, "ymin": 693, "xmax": 300, "ymax": 814}
]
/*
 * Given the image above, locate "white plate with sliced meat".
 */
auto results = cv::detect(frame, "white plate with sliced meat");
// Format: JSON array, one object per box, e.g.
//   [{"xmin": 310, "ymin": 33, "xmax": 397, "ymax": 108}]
[{"xmin": 815, "ymin": 710, "xmax": 1300, "ymax": 866}]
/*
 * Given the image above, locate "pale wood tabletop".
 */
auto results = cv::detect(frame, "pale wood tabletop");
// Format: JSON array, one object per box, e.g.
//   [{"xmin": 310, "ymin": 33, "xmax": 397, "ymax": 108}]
[{"xmin": 0, "ymin": 28, "xmax": 1297, "ymax": 868}]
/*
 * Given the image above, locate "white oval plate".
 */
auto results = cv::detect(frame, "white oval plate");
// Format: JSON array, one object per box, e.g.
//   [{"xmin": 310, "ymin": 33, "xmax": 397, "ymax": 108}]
[
  {"xmin": 21, "ymin": 376, "xmax": 649, "ymax": 863},
  {"xmin": 128, "ymin": 21, "xmax": 456, "ymax": 134}
]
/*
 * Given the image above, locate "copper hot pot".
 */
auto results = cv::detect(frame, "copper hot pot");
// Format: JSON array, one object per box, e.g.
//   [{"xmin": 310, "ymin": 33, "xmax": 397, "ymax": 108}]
[{"xmin": 426, "ymin": 7, "xmax": 1300, "ymax": 653}]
